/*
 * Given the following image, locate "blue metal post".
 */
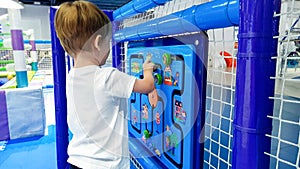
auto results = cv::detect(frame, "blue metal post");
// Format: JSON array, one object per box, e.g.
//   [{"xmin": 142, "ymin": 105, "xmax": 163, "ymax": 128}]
[
  {"xmin": 112, "ymin": 20, "xmax": 123, "ymax": 70},
  {"xmin": 232, "ymin": 0, "xmax": 277, "ymax": 169},
  {"xmin": 272, "ymin": 0, "xmax": 281, "ymax": 58},
  {"xmin": 103, "ymin": 10, "xmax": 113, "ymax": 21},
  {"xmin": 50, "ymin": 6, "xmax": 69, "ymax": 169},
  {"xmin": 67, "ymin": 55, "xmax": 72, "ymax": 72}
]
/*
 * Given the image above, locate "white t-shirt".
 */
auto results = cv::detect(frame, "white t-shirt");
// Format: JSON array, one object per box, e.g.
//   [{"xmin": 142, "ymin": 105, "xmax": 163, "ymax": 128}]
[{"xmin": 66, "ymin": 65, "xmax": 136, "ymax": 169}]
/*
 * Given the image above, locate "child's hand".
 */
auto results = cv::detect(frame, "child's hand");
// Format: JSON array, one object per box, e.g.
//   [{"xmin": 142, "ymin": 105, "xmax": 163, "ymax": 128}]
[{"xmin": 143, "ymin": 57, "xmax": 155, "ymax": 72}]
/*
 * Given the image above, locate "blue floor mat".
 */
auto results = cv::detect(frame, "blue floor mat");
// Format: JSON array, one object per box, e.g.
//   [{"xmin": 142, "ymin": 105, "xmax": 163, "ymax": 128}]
[{"xmin": 0, "ymin": 125, "xmax": 57, "ymax": 169}]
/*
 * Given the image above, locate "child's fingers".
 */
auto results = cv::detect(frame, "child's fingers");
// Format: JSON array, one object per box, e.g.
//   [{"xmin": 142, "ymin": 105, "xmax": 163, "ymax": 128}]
[
  {"xmin": 143, "ymin": 62, "xmax": 155, "ymax": 71},
  {"xmin": 145, "ymin": 54, "xmax": 153, "ymax": 63},
  {"xmin": 144, "ymin": 57, "xmax": 151, "ymax": 63},
  {"xmin": 146, "ymin": 62, "xmax": 155, "ymax": 68}
]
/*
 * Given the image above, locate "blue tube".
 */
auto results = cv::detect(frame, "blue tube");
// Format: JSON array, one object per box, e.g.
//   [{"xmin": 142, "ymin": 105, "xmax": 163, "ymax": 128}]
[
  {"xmin": 23, "ymin": 40, "xmax": 51, "ymax": 44},
  {"xmin": 103, "ymin": 10, "xmax": 113, "ymax": 21},
  {"xmin": 50, "ymin": 6, "xmax": 69, "ymax": 169},
  {"xmin": 138, "ymin": 19, "xmax": 161, "ymax": 39},
  {"xmin": 114, "ymin": 0, "xmax": 239, "ymax": 42},
  {"xmin": 120, "ymin": 1, "xmax": 136, "ymax": 18},
  {"xmin": 15, "ymin": 71, "xmax": 28, "ymax": 88},
  {"xmin": 232, "ymin": 0, "xmax": 277, "ymax": 168},
  {"xmin": 180, "ymin": 6, "xmax": 199, "ymax": 32},
  {"xmin": 67, "ymin": 55, "xmax": 71, "ymax": 72},
  {"xmin": 194, "ymin": 0, "xmax": 238, "ymax": 29},
  {"xmin": 31, "ymin": 62, "xmax": 38, "ymax": 71},
  {"xmin": 113, "ymin": 29, "xmax": 127, "ymax": 43},
  {"xmin": 157, "ymin": 11, "xmax": 185, "ymax": 35},
  {"xmin": 133, "ymin": 0, "xmax": 156, "ymax": 13},
  {"xmin": 0, "ymin": 39, "xmax": 51, "ymax": 44},
  {"xmin": 227, "ymin": 0, "xmax": 239, "ymax": 25},
  {"xmin": 124, "ymin": 26, "xmax": 141, "ymax": 41},
  {"xmin": 113, "ymin": 0, "xmax": 170, "ymax": 21},
  {"xmin": 272, "ymin": 0, "xmax": 281, "ymax": 57},
  {"xmin": 152, "ymin": 0, "xmax": 169, "ymax": 4},
  {"xmin": 112, "ymin": 21, "xmax": 123, "ymax": 70},
  {"xmin": 112, "ymin": 42, "xmax": 124, "ymax": 70},
  {"xmin": 113, "ymin": 9, "xmax": 122, "ymax": 20}
]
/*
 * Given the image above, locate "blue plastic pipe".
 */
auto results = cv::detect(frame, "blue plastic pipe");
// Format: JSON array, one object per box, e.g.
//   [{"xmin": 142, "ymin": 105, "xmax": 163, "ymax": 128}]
[
  {"xmin": 232, "ymin": 0, "xmax": 278, "ymax": 168},
  {"xmin": 114, "ymin": 0, "xmax": 239, "ymax": 42},
  {"xmin": 112, "ymin": 20, "xmax": 126, "ymax": 71},
  {"xmin": 0, "ymin": 39, "xmax": 51, "ymax": 44},
  {"xmin": 101, "ymin": 9, "xmax": 123, "ymax": 69},
  {"xmin": 50, "ymin": 6, "xmax": 69, "ymax": 169},
  {"xmin": 104, "ymin": 10, "xmax": 123, "ymax": 69},
  {"xmin": 112, "ymin": 25, "xmax": 123, "ymax": 70},
  {"xmin": 113, "ymin": 0, "xmax": 170, "ymax": 21},
  {"xmin": 272, "ymin": 0, "xmax": 281, "ymax": 58},
  {"xmin": 103, "ymin": 10, "xmax": 113, "ymax": 21},
  {"xmin": 24, "ymin": 39, "xmax": 51, "ymax": 44}
]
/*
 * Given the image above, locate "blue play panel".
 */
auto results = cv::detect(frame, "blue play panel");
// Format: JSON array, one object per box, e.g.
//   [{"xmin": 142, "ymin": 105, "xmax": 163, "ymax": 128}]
[{"xmin": 127, "ymin": 33, "xmax": 208, "ymax": 169}]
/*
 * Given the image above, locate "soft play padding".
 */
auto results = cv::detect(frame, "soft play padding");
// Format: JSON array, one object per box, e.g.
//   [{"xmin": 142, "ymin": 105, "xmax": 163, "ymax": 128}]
[
  {"xmin": 0, "ymin": 90, "xmax": 9, "ymax": 141},
  {"xmin": 0, "ymin": 87, "xmax": 45, "ymax": 141}
]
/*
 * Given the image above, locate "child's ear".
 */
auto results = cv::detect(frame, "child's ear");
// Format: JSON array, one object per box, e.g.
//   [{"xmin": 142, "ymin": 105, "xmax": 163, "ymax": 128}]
[{"xmin": 94, "ymin": 35, "xmax": 102, "ymax": 51}]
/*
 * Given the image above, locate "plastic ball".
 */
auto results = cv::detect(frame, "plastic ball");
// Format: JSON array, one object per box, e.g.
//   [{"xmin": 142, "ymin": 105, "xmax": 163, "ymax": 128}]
[{"xmin": 7, "ymin": 74, "xmax": 14, "ymax": 80}]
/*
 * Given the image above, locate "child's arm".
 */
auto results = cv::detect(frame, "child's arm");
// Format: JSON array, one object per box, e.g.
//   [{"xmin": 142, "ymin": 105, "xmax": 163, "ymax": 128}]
[{"xmin": 133, "ymin": 58, "xmax": 155, "ymax": 94}]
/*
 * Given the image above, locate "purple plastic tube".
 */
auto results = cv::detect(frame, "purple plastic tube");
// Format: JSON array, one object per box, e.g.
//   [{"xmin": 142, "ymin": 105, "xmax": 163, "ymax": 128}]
[{"xmin": 232, "ymin": 0, "xmax": 278, "ymax": 169}]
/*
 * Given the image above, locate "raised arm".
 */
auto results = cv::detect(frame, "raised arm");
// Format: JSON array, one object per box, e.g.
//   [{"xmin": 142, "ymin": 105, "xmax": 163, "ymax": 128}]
[{"xmin": 133, "ymin": 57, "xmax": 155, "ymax": 94}]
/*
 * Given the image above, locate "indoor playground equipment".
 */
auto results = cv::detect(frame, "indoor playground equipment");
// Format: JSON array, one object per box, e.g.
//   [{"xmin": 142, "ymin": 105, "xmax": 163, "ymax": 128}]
[
  {"xmin": 0, "ymin": 6, "xmax": 52, "ymax": 145},
  {"xmin": 0, "ymin": 87, "xmax": 46, "ymax": 141},
  {"xmin": 0, "ymin": 8, "xmax": 43, "ymax": 88},
  {"xmin": 126, "ymin": 33, "xmax": 208, "ymax": 169},
  {"xmin": 50, "ymin": 0, "xmax": 300, "ymax": 169}
]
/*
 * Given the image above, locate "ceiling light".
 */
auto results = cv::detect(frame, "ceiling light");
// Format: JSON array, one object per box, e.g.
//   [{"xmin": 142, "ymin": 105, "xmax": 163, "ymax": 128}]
[{"xmin": 0, "ymin": 0, "xmax": 24, "ymax": 9}]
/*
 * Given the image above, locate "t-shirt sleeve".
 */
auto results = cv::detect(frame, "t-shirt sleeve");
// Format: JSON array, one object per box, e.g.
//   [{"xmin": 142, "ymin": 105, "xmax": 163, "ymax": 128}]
[{"xmin": 105, "ymin": 68, "xmax": 136, "ymax": 98}]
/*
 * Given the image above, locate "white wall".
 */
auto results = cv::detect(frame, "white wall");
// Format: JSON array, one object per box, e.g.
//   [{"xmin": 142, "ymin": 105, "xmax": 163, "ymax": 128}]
[
  {"xmin": 20, "ymin": 4, "xmax": 51, "ymax": 40},
  {"xmin": 0, "ymin": 5, "xmax": 50, "ymax": 40}
]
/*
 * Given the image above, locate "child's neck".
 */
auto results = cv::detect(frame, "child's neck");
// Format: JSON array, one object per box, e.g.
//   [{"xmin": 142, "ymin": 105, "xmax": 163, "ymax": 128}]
[
  {"xmin": 73, "ymin": 51, "xmax": 105, "ymax": 68},
  {"xmin": 74, "ymin": 60, "xmax": 102, "ymax": 68}
]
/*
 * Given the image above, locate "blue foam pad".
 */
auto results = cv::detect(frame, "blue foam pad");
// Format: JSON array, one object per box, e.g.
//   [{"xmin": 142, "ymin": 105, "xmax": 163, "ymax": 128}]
[{"xmin": 0, "ymin": 87, "xmax": 45, "ymax": 141}]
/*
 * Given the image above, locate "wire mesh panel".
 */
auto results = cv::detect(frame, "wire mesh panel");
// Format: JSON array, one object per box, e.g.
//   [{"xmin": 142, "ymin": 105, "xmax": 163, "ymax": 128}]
[
  {"xmin": 0, "ymin": 50, "xmax": 14, "ymax": 71},
  {"xmin": 0, "ymin": 49, "xmax": 53, "ymax": 71},
  {"xmin": 204, "ymin": 27, "xmax": 237, "ymax": 169},
  {"xmin": 266, "ymin": 0, "xmax": 300, "ymax": 169},
  {"xmin": 0, "ymin": 50, "xmax": 13, "ymax": 86},
  {"xmin": 37, "ymin": 49, "xmax": 53, "ymax": 70}
]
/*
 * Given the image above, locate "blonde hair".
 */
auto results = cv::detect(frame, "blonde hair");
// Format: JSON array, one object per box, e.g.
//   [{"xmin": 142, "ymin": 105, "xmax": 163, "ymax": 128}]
[{"xmin": 54, "ymin": 0, "xmax": 111, "ymax": 56}]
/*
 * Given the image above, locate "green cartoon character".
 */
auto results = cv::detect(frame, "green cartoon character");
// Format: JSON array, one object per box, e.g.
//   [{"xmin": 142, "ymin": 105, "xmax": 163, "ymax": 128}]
[{"xmin": 163, "ymin": 53, "xmax": 172, "ymax": 85}]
